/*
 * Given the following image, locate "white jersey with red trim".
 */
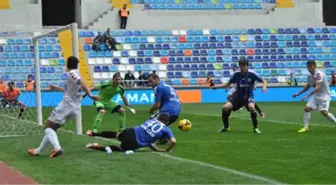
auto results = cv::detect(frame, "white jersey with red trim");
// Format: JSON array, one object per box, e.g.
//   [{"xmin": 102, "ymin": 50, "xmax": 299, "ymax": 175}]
[
  {"xmin": 307, "ymin": 70, "xmax": 330, "ymax": 100},
  {"xmin": 63, "ymin": 69, "xmax": 83, "ymax": 107}
]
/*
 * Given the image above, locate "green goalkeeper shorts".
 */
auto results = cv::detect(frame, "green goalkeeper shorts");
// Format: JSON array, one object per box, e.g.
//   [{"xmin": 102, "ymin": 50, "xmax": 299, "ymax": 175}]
[{"xmin": 94, "ymin": 101, "xmax": 122, "ymax": 113}]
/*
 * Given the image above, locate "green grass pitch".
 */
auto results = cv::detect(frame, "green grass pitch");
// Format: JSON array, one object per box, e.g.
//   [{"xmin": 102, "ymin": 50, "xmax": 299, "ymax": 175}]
[{"xmin": 1, "ymin": 102, "xmax": 336, "ymax": 184}]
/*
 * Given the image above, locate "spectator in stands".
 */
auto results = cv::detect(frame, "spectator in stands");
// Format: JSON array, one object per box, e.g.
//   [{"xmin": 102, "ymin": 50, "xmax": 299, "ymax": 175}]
[
  {"xmin": 330, "ymin": 71, "xmax": 336, "ymax": 86},
  {"xmin": 152, "ymin": 70, "xmax": 156, "ymax": 74},
  {"xmin": 138, "ymin": 71, "xmax": 147, "ymax": 86},
  {"xmin": 92, "ymin": 32, "xmax": 103, "ymax": 52},
  {"xmin": 124, "ymin": 71, "xmax": 135, "ymax": 88},
  {"xmin": 105, "ymin": 37, "xmax": 118, "ymax": 51},
  {"xmin": 25, "ymin": 74, "xmax": 35, "ymax": 92},
  {"xmin": 119, "ymin": 4, "xmax": 129, "ymax": 29},
  {"xmin": 287, "ymin": 72, "xmax": 298, "ymax": 86},
  {"xmin": 0, "ymin": 78, "xmax": 7, "ymax": 94},
  {"xmin": 104, "ymin": 28, "xmax": 111, "ymax": 41},
  {"xmin": 206, "ymin": 75, "xmax": 214, "ymax": 87}
]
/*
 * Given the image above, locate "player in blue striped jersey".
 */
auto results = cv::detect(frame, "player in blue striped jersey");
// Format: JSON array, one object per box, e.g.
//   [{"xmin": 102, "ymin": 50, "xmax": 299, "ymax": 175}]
[{"xmin": 212, "ymin": 57, "xmax": 267, "ymax": 134}]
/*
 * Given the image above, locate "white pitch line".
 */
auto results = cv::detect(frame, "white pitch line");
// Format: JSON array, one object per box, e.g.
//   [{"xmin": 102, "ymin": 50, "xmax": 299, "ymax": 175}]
[
  {"xmin": 2, "ymin": 114, "xmax": 286, "ymax": 184},
  {"xmin": 188, "ymin": 112, "xmax": 335, "ymax": 128},
  {"xmin": 86, "ymin": 135, "xmax": 285, "ymax": 184}
]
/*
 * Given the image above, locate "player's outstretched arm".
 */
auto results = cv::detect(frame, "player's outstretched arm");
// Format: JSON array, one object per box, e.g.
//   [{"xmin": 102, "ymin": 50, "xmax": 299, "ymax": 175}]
[
  {"xmin": 149, "ymin": 137, "xmax": 176, "ymax": 152},
  {"xmin": 212, "ymin": 82, "xmax": 232, "ymax": 89},
  {"xmin": 121, "ymin": 95, "xmax": 136, "ymax": 114},
  {"xmin": 303, "ymin": 82, "xmax": 322, "ymax": 98},
  {"xmin": 261, "ymin": 79, "xmax": 267, "ymax": 92},
  {"xmin": 293, "ymin": 84, "xmax": 310, "ymax": 98},
  {"xmin": 165, "ymin": 137, "xmax": 176, "ymax": 152},
  {"xmin": 79, "ymin": 80, "xmax": 100, "ymax": 101},
  {"xmin": 50, "ymin": 84, "xmax": 64, "ymax": 92}
]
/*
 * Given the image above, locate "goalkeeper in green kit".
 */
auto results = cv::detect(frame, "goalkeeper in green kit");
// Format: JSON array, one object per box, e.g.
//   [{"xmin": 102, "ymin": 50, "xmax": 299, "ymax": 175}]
[{"xmin": 88, "ymin": 73, "xmax": 136, "ymax": 132}]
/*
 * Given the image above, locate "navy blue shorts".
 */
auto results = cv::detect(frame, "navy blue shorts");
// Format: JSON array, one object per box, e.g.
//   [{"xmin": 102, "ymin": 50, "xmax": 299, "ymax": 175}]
[{"xmin": 229, "ymin": 98, "xmax": 254, "ymax": 111}]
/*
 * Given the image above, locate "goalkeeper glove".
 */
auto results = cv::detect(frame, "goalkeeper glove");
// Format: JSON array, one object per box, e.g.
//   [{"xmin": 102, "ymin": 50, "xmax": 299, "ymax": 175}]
[{"xmin": 127, "ymin": 106, "xmax": 136, "ymax": 115}]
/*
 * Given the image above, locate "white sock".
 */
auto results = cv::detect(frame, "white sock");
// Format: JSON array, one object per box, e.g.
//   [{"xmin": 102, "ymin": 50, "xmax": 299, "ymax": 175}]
[
  {"xmin": 44, "ymin": 128, "xmax": 61, "ymax": 151},
  {"xmin": 327, "ymin": 113, "xmax": 336, "ymax": 124},
  {"xmin": 303, "ymin": 112, "xmax": 311, "ymax": 129},
  {"xmin": 35, "ymin": 136, "xmax": 49, "ymax": 153}
]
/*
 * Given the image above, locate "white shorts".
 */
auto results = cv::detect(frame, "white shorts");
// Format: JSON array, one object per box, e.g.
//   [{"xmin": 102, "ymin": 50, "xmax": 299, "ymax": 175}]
[
  {"xmin": 307, "ymin": 96, "xmax": 330, "ymax": 111},
  {"xmin": 48, "ymin": 102, "xmax": 80, "ymax": 125}
]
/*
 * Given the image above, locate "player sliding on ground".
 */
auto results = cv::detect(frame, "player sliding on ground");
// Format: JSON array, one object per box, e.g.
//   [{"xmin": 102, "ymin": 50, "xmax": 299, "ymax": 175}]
[
  {"xmin": 147, "ymin": 73, "xmax": 181, "ymax": 144},
  {"xmin": 28, "ymin": 56, "xmax": 100, "ymax": 158},
  {"xmin": 86, "ymin": 113, "xmax": 176, "ymax": 153},
  {"xmin": 293, "ymin": 60, "xmax": 336, "ymax": 132},
  {"xmin": 226, "ymin": 66, "xmax": 265, "ymax": 118},
  {"xmin": 1, "ymin": 81, "xmax": 25, "ymax": 119},
  {"xmin": 211, "ymin": 57, "xmax": 267, "ymax": 134},
  {"xmin": 89, "ymin": 72, "xmax": 135, "ymax": 132}
]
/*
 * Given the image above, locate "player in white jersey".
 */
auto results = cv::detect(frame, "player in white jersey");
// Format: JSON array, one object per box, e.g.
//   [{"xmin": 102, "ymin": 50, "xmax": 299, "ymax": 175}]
[
  {"xmin": 28, "ymin": 56, "xmax": 100, "ymax": 158},
  {"xmin": 293, "ymin": 60, "xmax": 336, "ymax": 132}
]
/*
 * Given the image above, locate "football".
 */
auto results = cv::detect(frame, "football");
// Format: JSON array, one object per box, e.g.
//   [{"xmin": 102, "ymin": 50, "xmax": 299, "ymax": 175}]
[{"xmin": 178, "ymin": 119, "xmax": 192, "ymax": 132}]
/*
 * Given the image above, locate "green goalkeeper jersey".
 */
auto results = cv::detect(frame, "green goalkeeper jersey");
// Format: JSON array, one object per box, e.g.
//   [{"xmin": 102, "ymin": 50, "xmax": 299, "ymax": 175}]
[{"xmin": 96, "ymin": 81, "xmax": 125, "ymax": 104}]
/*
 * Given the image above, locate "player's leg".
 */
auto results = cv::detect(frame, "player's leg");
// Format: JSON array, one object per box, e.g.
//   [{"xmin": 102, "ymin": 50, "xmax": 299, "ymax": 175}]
[
  {"xmin": 299, "ymin": 97, "xmax": 315, "ymax": 132},
  {"xmin": 92, "ymin": 101, "xmax": 106, "ymax": 132},
  {"xmin": 255, "ymin": 103, "xmax": 265, "ymax": 118},
  {"xmin": 318, "ymin": 99, "xmax": 336, "ymax": 124},
  {"xmin": 28, "ymin": 104, "xmax": 74, "ymax": 157},
  {"xmin": 110, "ymin": 102, "xmax": 126, "ymax": 131},
  {"xmin": 86, "ymin": 143, "xmax": 122, "ymax": 153},
  {"xmin": 16, "ymin": 101, "xmax": 25, "ymax": 119},
  {"xmin": 218, "ymin": 101, "xmax": 234, "ymax": 132},
  {"xmin": 87, "ymin": 129, "xmax": 119, "ymax": 138},
  {"xmin": 247, "ymin": 100, "xmax": 261, "ymax": 134}
]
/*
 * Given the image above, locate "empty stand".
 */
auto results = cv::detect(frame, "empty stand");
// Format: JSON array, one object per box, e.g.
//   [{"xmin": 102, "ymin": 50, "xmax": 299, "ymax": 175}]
[
  {"xmin": 0, "ymin": 36, "xmax": 65, "ymax": 88},
  {"xmin": 137, "ymin": 0, "xmax": 276, "ymax": 10}
]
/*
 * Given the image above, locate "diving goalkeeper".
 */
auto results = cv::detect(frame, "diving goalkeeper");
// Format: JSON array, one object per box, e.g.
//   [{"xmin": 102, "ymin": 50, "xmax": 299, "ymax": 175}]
[{"xmin": 89, "ymin": 73, "xmax": 135, "ymax": 132}]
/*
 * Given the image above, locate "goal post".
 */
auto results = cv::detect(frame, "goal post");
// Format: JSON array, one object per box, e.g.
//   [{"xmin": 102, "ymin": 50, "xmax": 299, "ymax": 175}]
[
  {"xmin": 0, "ymin": 23, "xmax": 82, "ymax": 137},
  {"xmin": 33, "ymin": 23, "xmax": 82, "ymax": 135}
]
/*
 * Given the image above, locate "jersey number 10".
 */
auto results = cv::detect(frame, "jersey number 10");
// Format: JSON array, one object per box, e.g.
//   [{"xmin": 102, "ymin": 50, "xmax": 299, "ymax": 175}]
[{"xmin": 142, "ymin": 120, "xmax": 164, "ymax": 134}]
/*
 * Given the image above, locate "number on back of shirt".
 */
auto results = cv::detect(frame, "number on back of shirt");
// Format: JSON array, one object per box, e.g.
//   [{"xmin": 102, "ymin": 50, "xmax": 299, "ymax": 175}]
[
  {"xmin": 142, "ymin": 120, "xmax": 164, "ymax": 137},
  {"xmin": 164, "ymin": 84, "xmax": 176, "ymax": 98}
]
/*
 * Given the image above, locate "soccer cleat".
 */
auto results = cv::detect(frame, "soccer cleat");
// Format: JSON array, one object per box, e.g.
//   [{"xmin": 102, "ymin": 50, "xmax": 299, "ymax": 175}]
[
  {"xmin": 86, "ymin": 143, "xmax": 100, "ymax": 150},
  {"xmin": 217, "ymin": 127, "xmax": 231, "ymax": 132},
  {"xmin": 254, "ymin": 128, "xmax": 261, "ymax": 134},
  {"xmin": 28, "ymin": 148, "xmax": 39, "ymax": 156},
  {"xmin": 260, "ymin": 112, "xmax": 265, "ymax": 118},
  {"xmin": 298, "ymin": 128, "xmax": 308, "ymax": 133},
  {"xmin": 49, "ymin": 149, "xmax": 63, "ymax": 158},
  {"xmin": 86, "ymin": 129, "xmax": 93, "ymax": 136}
]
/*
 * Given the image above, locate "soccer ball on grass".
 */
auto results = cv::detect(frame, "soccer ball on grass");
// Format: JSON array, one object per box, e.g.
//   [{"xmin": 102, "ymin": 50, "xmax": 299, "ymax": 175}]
[{"xmin": 178, "ymin": 119, "xmax": 192, "ymax": 132}]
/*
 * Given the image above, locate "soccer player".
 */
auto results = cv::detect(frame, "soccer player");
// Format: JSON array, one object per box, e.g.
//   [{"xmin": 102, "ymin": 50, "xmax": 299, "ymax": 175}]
[
  {"xmin": 212, "ymin": 57, "xmax": 267, "ymax": 134},
  {"xmin": 86, "ymin": 113, "xmax": 176, "ymax": 153},
  {"xmin": 226, "ymin": 66, "xmax": 265, "ymax": 118},
  {"xmin": 1, "ymin": 81, "xmax": 25, "ymax": 119},
  {"xmin": 293, "ymin": 60, "xmax": 336, "ymax": 132},
  {"xmin": 89, "ymin": 72, "xmax": 135, "ymax": 132},
  {"xmin": 147, "ymin": 73, "xmax": 181, "ymax": 144},
  {"xmin": 147, "ymin": 73, "xmax": 181, "ymax": 125},
  {"xmin": 28, "ymin": 56, "xmax": 100, "ymax": 158}
]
